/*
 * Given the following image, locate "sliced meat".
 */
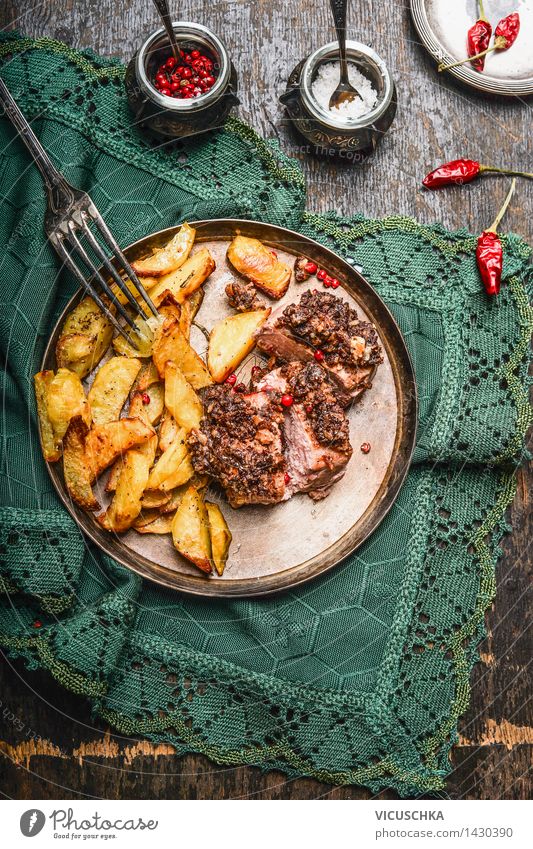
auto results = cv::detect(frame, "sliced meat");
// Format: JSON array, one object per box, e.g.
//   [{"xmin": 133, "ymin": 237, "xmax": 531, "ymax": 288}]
[
  {"xmin": 188, "ymin": 385, "xmax": 287, "ymax": 508},
  {"xmin": 225, "ymin": 279, "xmax": 266, "ymax": 312},
  {"xmin": 257, "ymin": 361, "xmax": 352, "ymax": 501},
  {"xmin": 256, "ymin": 289, "xmax": 383, "ymax": 405}
]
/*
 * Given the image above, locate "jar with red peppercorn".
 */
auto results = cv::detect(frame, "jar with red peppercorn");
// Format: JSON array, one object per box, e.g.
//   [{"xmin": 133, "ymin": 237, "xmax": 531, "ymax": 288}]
[{"xmin": 125, "ymin": 22, "xmax": 238, "ymax": 139}]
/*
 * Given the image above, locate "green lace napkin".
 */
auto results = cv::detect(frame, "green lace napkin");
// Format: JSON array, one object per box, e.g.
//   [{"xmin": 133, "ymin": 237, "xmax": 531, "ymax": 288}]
[{"xmin": 0, "ymin": 34, "xmax": 531, "ymax": 796}]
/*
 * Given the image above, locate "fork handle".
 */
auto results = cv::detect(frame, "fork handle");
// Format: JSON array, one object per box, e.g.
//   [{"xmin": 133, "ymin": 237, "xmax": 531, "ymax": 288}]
[
  {"xmin": 329, "ymin": 0, "xmax": 350, "ymax": 85},
  {"xmin": 0, "ymin": 76, "xmax": 72, "ymax": 212}
]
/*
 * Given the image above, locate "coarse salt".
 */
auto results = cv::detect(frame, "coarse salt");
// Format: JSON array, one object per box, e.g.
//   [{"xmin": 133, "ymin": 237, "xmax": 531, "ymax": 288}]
[{"xmin": 311, "ymin": 61, "xmax": 378, "ymax": 119}]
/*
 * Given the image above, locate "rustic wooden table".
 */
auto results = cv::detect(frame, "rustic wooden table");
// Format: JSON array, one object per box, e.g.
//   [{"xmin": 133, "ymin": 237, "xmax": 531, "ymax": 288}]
[{"xmin": 0, "ymin": 0, "xmax": 531, "ymax": 800}]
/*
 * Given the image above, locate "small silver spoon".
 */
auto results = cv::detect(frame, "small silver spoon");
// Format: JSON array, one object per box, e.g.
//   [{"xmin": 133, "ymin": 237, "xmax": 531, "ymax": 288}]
[
  {"xmin": 152, "ymin": 0, "xmax": 181, "ymax": 63},
  {"xmin": 328, "ymin": 0, "xmax": 361, "ymax": 109}
]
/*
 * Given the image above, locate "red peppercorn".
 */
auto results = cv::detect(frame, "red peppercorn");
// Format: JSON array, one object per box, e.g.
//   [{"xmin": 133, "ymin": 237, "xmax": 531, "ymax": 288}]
[
  {"xmin": 191, "ymin": 49, "xmax": 200, "ymax": 59},
  {"xmin": 251, "ymin": 365, "xmax": 262, "ymax": 376},
  {"xmin": 281, "ymin": 393, "xmax": 294, "ymax": 407},
  {"xmin": 33, "ymin": 620, "xmax": 42, "ymax": 629},
  {"xmin": 170, "ymin": 81, "xmax": 180, "ymax": 92},
  {"xmin": 181, "ymin": 67, "xmax": 193, "ymax": 79},
  {"xmin": 316, "ymin": 269, "xmax": 326, "ymax": 281},
  {"xmin": 360, "ymin": 442, "xmax": 371, "ymax": 454},
  {"xmin": 314, "ymin": 349, "xmax": 325, "ymax": 362},
  {"xmin": 284, "ymin": 472, "xmax": 291, "ymax": 484},
  {"xmin": 225, "ymin": 374, "xmax": 237, "ymax": 385},
  {"xmin": 324, "ymin": 275, "xmax": 334, "ymax": 287},
  {"xmin": 141, "ymin": 392, "xmax": 151, "ymax": 405},
  {"xmin": 331, "ymin": 278, "xmax": 340, "ymax": 289},
  {"xmin": 234, "ymin": 382, "xmax": 247, "ymax": 393},
  {"xmin": 305, "ymin": 405, "xmax": 313, "ymax": 414},
  {"xmin": 304, "ymin": 261, "xmax": 318, "ymax": 274},
  {"xmin": 165, "ymin": 57, "xmax": 177, "ymax": 70}
]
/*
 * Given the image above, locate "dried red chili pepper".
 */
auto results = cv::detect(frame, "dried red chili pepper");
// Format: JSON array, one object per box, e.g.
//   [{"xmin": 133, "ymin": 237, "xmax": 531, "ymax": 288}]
[
  {"xmin": 439, "ymin": 12, "xmax": 520, "ymax": 73},
  {"xmin": 423, "ymin": 158, "xmax": 533, "ymax": 189},
  {"xmin": 468, "ymin": 1, "xmax": 492, "ymax": 72},
  {"xmin": 476, "ymin": 179, "xmax": 516, "ymax": 297}
]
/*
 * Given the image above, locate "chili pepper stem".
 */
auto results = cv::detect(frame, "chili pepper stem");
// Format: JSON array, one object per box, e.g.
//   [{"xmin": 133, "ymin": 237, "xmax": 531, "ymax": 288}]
[
  {"xmin": 438, "ymin": 37, "xmax": 506, "ymax": 72},
  {"xmin": 478, "ymin": 0, "xmax": 487, "ymax": 22},
  {"xmin": 487, "ymin": 179, "xmax": 516, "ymax": 233},
  {"xmin": 479, "ymin": 165, "xmax": 533, "ymax": 181}
]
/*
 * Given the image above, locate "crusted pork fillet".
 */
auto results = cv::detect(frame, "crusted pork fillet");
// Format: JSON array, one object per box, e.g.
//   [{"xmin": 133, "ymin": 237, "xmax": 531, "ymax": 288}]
[{"xmin": 256, "ymin": 289, "xmax": 383, "ymax": 405}]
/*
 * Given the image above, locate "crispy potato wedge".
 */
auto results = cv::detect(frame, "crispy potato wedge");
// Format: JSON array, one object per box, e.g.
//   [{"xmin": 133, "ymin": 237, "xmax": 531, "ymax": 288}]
[
  {"xmin": 140, "ymin": 489, "xmax": 172, "ymax": 510},
  {"xmin": 135, "ymin": 514, "xmax": 174, "ymax": 534},
  {"xmin": 146, "ymin": 428, "xmax": 193, "ymax": 491},
  {"xmin": 109, "ymin": 275, "xmax": 159, "ymax": 308},
  {"xmin": 85, "ymin": 417, "xmax": 155, "ymax": 482},
  {"xmin": 227, "ymin": 236, "xmax": 291, "ymax": 299},
  {"xmin": 46, "ymin": 368, "xmax": 91, "ymax": 444},
  {"xmin": 171, "ymin": 485, "xmax": 212, "ymax": 574},
  {"xmin": 63, "ymin": 417, "xmax": 99, "ymax": 511},
  {"xmin": 179, "ymin": 288, "xmax": 204, "ymax": 340},
  {"xmin": 133, "ymin": 360, "xmax": 160, "ymax": 392},
  {"xmin": 206, "ymin": 502, "xmax": 232, "ymax": 576},
  {"xmin": 105, "ymin": 458, "xmax": 124, "ymax": 492},
  {"xmin": 164, "ymin": 362, "xmax": 203, "ymax": 432},
  {"xmin": 132, "ymin": 223, "xmax": 196, "ymax": 278},
  {"xmin": 139, "ymin": 381, "xmax": 164, "ymax": 425},
  {"xmin": 150, "ymin": 248, "xmax": 215, "ymax": 305},
  {"xmin": 112, "ymin": 316, "xmax": 156, "ymax": 358},
  {"xmin": 88, "ymin": 357, "xmax": 142, "ymax": 425},
  {"xmin": 153, "ymin": 317, "xmax": 212, "ymax": 388},
  {"xmin": 158, "ymin": 408, "xmax": 180, "ymax": 453},
  {"xmin": 207, "ymin": 309, "xmax": 270, "ymax": 383},
  {"xmin": 34, "ymin": 370, "xmax": 61, "ymax": 462},
  {"xmin": 98, "ymin": 429, "xmax": 157, "ymax": 532},
  {"xmin": 55, "ymin": 297, "xmax": 113, "ymax": 378}
]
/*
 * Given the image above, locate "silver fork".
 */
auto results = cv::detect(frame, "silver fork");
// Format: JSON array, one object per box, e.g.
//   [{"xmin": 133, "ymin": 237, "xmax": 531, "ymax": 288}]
[{"xmin": 0, "ymin": 76, "xmax": 158, "ymax": 345}]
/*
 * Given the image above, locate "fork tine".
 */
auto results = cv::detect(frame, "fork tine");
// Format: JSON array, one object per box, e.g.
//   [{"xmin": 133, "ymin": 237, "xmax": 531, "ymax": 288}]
[
  {"xmin": 80, "ymin": 218, "xmax": 150, "ymax": 320},
  {"xmin": 87, "ymin": 206, "xmax": 159, "ymax": 318},
  {"xmin": 65, "ymin": 224, "xmax": 140, "ymax": 334},
  {"xmin": 53, "ymin": 236, "xmax": 135, "ymax": 346}
]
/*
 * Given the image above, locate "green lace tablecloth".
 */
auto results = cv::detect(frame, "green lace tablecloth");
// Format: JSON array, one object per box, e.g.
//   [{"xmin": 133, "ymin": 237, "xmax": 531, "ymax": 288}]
[{"xmin": 0, "ymin": 34, "xmax": 531, "ymax": 796}]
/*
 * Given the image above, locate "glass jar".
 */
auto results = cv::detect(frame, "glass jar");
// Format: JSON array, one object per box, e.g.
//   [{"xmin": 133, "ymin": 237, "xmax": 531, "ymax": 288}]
[
  {"xmin": 125, "ymin": 22, "xmax": 239, "ymax": 139},
  {"xmin": 280, "ymin": 41, "xmax": 397, "ymax": 161}
]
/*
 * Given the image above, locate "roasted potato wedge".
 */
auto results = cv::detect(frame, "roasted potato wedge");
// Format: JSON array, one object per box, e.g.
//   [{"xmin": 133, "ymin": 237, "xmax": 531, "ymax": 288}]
[
  {"xmin": 153, "ymin": 316, "xmax": 212, "ymax": 388},
  {"xmin": 140, "ymin": 489, "xmax": 172, "ymax": 510},
  {"xmin": 150, "ymin": 248, "xmax": 215, "ymax": 305},
  {"xmin": 171, "ymin": 485, "xmax": 212, "ymax": 574},
  {"xmin": 63, "ymin": 417, "xmax": 99, "ymax": 511},
  {"xmin": 164, "ymin": 362, "xmax": 203, "ymax": 432},
  {"xmin": 85, "ymin": 417, "xmax": 155, "ymax": 482},
  {"xmin": 179, "ymin": 288, "xmax": 204, "ymax": 340},
  {"xmin": 46, "ymin": 368, "xmax": 91, "ymax": 444},
  {"xmin": 146, "ymin": 428, "xmax": 192, "ymax": 491},
  {"xmin": 158, "ymin": 408, "xmax": 180, "ymax": 453},
  {"xmin": 112, "ymin": 316, "xmax": 156, "ymax": 358},
  {"xmin": 88, "ymin": 357, "xmax": 141, "ymax": 425},
  {"xmin": 34, "ymin": 370, "xmax": 61, "ymax": 462},
  {"xmin": 55, "ymin": 296, "xmax": 113, "ymax": 378},
  {"xmin": 98, "ymin": 431, "xmax": 157, "ymax": 532},
  {"xmin": 135, "ymin": 514, "xmax": 174, "ymax": 534},
  {"xmin": 206, "ymin": 502, "xmax": 232, "ymax": 576},
  {"xmin": 207, "ymin": 309, "xmax": 270, "ymax": 383},
  {"xmin": 132, "ymin": 360, "xmax": 160, "ymax": 392},
  {"xmin": 105, "ymin": 458, "xmax": 124, "ymax": 492},
  {"xmin": 227, "ymin": 236, "xmax": 291, "ymax": 299},
  {"xmin": 132, "ymin": 223, "xmax": 196, "ymax": 278}
]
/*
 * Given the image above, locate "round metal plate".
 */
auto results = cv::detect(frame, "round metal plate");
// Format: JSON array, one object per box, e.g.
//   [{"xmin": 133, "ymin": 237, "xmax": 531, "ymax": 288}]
[
  {"xmin": 41, "ymin": 219, "xmax": 417, "ymax": 597},
  {"xmin": 411, "ymin": 0, "xmax": 533, "ymax": 96}
]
